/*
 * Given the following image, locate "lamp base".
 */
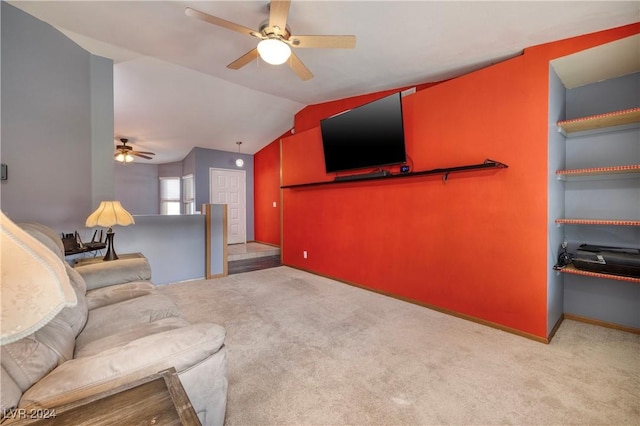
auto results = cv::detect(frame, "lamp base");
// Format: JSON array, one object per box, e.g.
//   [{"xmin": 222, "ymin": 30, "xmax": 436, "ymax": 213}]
[{"xmin": 103, "ymin": 230, "xmax": 119, "ymax": 261}]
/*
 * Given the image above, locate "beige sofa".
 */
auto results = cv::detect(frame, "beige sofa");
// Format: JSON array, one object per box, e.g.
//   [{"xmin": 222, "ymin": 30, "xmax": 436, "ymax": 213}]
[{"xmin": 0, "ymin": 223, "xmax": 228, "ymax": 425}]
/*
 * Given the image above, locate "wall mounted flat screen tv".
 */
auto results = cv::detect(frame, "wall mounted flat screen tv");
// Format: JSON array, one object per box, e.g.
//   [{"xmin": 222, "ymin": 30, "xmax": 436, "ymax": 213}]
[{"xmin": 320, "ymin": 92, "xmax": 406, "ymax": 174}]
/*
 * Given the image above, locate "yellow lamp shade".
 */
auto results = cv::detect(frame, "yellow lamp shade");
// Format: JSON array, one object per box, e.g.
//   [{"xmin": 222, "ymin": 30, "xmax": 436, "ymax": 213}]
[{"xmin": 86, "ymin": 201, "xmax": 135, "ymax": 228}]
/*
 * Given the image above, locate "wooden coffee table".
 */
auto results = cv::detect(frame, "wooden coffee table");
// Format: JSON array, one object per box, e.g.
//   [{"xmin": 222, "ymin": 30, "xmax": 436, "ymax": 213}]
[{"xmin": 9, "ymin": 368, "xmax": 200, "ymax": 425}]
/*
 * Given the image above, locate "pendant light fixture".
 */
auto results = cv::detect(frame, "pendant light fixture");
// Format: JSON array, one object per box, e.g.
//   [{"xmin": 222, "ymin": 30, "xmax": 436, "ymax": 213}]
[{"xmin": 235, "ymin": 141, "xmax": 244, "ymax": 168}]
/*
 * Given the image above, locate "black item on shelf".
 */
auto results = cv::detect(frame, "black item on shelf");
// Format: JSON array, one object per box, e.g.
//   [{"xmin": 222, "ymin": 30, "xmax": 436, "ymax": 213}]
[
  {"xmin": 84, "ymin": 229, "xmax": 106, "ymax": 250},
  {"xmin": 554, "ymin": 244, "xmax": 573, "ymax": 270},
  {"xmin": 572, "ymin": 244, "xmax": 640, "ymax": 278},
  {"xmin": 334, "ymin": 170, "xmax": 391, "ymax": 182},
  {"xmin": 62, "ymin": 230, "xmax": 106, "ymax": 255},
  {"xmin": 61, "ymin": 232, "xmax": 81, "ymax": 253}
]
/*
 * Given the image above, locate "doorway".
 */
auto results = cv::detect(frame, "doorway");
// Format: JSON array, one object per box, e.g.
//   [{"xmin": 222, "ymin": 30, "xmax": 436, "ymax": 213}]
[{"xmin": 209, "ymin": 168, "xmax": 246, "ymax": 244}]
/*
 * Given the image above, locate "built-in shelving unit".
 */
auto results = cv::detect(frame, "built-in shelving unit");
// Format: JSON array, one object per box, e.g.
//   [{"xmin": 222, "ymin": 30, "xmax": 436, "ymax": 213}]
[
  {"xmin": 554, "ymin": 101, "xmax": 640, "ymax": 326},
  {"xmin": 548, "ymin": 36, "xmax": 640, "ymax": 334},
  {"xmin": 281, "ymin": 159, "xmax": 508, "ymax": 189},
  {"xmin": 557, "ymin": 107, "xmax": 640, "ymax": 136}
]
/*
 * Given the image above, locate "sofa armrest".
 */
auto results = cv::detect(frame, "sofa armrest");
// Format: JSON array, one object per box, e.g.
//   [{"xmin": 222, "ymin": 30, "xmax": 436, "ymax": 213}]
[
  {"xmin": 85, "ymin": 281, "xmax": 156, "ymax": 310},
  {"xmin": 18, "ymin": 323, "xmax": 226, "ymax": 410},
  {"xmin": 74, "ymin": 256, "xmax": 152, "ymax": 291}
]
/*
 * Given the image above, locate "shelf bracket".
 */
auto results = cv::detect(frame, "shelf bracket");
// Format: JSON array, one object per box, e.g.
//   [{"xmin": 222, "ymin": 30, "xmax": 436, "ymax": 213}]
[{"xmin": 442, "ymin": 172, "xmax": 450, "ymax": 183}]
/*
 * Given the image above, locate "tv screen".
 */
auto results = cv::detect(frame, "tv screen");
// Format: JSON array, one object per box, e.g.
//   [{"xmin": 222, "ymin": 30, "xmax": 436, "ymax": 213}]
[{"xmin": 320, "ymin": 92, "xmax": 406, "ymax": 174}]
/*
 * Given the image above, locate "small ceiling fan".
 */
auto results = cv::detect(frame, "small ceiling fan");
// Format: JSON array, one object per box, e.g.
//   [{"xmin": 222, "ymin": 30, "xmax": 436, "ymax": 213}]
[
  {"xmin": 185, "ymin": 0, "xmax": 356, "ymax": 80},
  {"xmin": 114, "ymin": 138, "xmax": 155, "ymax": 163}
]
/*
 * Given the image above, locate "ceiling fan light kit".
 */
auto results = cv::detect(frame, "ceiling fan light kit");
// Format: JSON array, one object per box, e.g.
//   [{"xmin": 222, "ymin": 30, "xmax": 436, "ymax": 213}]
[
  {"xmin": 115, "ymin": 152, "xmax": 134, "ymax": 163},
  {"xmin": 257, "ymin": 38, "xmax": 291, "ymax": 65},
  {"xmin": 114, "ymin": 138, "xmax": 155, "ymax": 163},
  {"xmin": 185, "ymin": 1, "xmax": 356, "ymax": 80}
]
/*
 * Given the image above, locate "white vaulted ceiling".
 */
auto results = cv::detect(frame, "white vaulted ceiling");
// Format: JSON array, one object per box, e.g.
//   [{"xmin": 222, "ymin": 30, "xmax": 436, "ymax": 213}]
[{"xmin": 8, "ymin": 1, "xmax": 640, "ymax": 163}]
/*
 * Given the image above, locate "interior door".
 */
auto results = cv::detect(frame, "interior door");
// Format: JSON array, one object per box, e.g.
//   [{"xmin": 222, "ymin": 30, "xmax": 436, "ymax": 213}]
[{"xmin": 209, "ymin": 168, "xmax": 246, "ymax": 244}]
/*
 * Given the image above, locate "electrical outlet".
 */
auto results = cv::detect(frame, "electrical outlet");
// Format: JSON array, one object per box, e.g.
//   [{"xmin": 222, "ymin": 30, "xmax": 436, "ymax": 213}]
[
  {"xmin": 303, "ymin": 251, "xmax": 308, "ymax": 259},
  {"xmin": 273, "ymin": 201, "xmax": 277, "ymax": 207}
]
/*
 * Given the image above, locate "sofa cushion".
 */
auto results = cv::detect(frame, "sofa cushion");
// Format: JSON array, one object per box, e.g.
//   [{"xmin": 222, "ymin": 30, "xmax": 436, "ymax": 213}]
[
  {"xmin": 19, "ymin": 323, "xmax": 227, "ymax": 410},
  {"xmin": 74, "ymin": 317, "xmax": 191, "ymax": 358},
  {"xmin": 0, "ymin": 310, "xmax": 79, "ymax": 395},
  {"xmin": 0, "ymin": 335, "xmax": 59, "ymax": 393},
  {"xmin": 0, "ymin": 366, "xmax": 22, "ymax": 413},
  {"xmin": 33, "ymin": 317, "xmax": 75, "ymax": 364},
  {"xmin": 75, "ymin": 293, "xmax": 182, "ymax": 352},
  {"xmin": 18, "ymin": 223, "xmax": 65, "ymax": 260},
  {"xmin": 85, "ymin": 281, "xmax": 156, "ymax": 311},
  {"xmin": 55, "ymin": 265, "xmax": 88, "ymax": 337}
]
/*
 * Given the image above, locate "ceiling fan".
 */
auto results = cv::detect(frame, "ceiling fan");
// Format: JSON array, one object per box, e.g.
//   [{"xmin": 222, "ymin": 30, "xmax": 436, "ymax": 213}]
[
  {"xmin": 114, "ymin": 138, "xmax": 155, "ymax": 163},
  {"xmin": 185, "ymin": 0, "xmax": 356, "ymax": 80}
]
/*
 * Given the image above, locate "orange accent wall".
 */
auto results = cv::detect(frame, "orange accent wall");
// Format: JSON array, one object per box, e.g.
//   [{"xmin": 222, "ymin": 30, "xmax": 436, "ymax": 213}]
[
  {"xmin": 254, "ymin": 134, "xmax": 286, "ymax": 245},
  {"xmin": 294, "ymin": 82, "xmax": 443, "ymax": 134},
  {"xmin": 278, "ymin": 23, "xmax": 639, "ymax": 339}
]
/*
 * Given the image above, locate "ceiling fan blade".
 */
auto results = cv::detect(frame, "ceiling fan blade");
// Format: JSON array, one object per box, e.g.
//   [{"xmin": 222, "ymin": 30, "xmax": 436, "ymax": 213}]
[
  {"xmin": 269, "ymin": 0, "xmax": 290, "ymax": 35},
  {"xmin": 227, "ymin": 48, "xmax": 259, "ymax": 70},
  {"xmin": 132, "ymin": 153, "xmax": 154, "ymax": 160},
  {"xmin": 289, "ymin": 52, "xmax": 313, "ymax": 81},
  {"xmin": 290, "ymin": 35, "xmax": 356, "ymax": 49},
  {"xmin": 130, "ymin": 150, "xmax": 155, "ymax": 155},
  {"xmin": 185, "ymin": 7, "xmax": 257, "ymax": 37}
]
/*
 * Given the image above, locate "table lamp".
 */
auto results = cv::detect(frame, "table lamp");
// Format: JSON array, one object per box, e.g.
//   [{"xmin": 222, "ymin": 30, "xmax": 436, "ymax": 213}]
[
  {"xmin": 85, "ymin": 201, "xmax": 135, "ymax": 261},
  {"xmin": 1, "ymin": 211, "xmax": 77, "ymax": 345}
]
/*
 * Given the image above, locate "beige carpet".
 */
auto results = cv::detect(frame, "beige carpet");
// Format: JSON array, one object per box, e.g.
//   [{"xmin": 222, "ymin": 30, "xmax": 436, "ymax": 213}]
[{"xmin": 158, "ymin": 266, "xmax": 640, "ymax": 425}]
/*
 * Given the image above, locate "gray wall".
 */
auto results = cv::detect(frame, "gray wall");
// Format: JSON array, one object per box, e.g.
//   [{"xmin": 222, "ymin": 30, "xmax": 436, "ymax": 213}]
[
  {"xmin": 158, "ymin": 161, "xmax": 183, "ymax": 178},
  {"xmin": 90, "ymin": 55, "xmax": 116, "ymax": 207},
  {"xmin": 183, "ymin": 148, "xmax": 196, "ymax": 179},
  {"xmin": 566, "ymin": 73, "xmax": 639, "ymax": 119},
  {"xmin": 547, "ymin": 65, "xmax": 566, "ymax": 336},
  {"xmin": 114, "ymin": 148, "xmax": 255, "ymax": 237},
  {"xmin": 115, "ymin": 214, "xmax": 207, "ymax": 285},
  {"xmin": 194, "ymin": 147, "xmax": 254, "ymax": 240},
  {"xmin": 1, "ymin": 2, "xmax": 114, "ymax": 232},
  {"xmin": 114, "ymin": 163, "xmax": 159, "ymax": 215},
  {"xmin": 112, "ymin": 161, "xmax": 186, "ymax": 216}
]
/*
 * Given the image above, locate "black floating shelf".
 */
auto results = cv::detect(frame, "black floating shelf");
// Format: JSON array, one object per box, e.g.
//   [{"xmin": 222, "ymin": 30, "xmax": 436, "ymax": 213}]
[{"xmin": 281, "ymin": 159, "xmax": 508, "ymax": 189}]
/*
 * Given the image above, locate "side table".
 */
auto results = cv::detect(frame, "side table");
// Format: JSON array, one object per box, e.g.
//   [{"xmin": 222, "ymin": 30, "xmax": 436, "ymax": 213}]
[
  {"xmin": 74, "ymin": 252, "xmax": 145, "ymax": 267},
  {"xmin": 8, "ymin": 368, "xmax": 200, "ymax": 425}
]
